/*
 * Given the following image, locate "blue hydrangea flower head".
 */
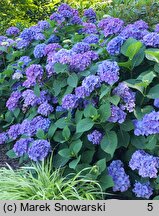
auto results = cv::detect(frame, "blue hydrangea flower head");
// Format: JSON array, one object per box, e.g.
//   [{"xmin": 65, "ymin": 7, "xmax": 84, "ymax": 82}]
[
  {"xmin": 133, "ymin": 181, "xmax": 153, "ymax": 199},
  {"xmin": 87, "ymin": 130, "xmax": 103, "ymax": 145}
]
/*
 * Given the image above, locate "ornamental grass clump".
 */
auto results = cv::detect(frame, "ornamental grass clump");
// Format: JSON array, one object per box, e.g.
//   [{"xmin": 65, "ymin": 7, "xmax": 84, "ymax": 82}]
[{"xmin": 1, "ymin": 3, "xmax": 159, "ymax": 199}]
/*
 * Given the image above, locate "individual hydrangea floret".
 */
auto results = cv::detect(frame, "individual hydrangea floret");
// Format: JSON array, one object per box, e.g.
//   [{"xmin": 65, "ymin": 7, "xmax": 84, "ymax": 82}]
[
  {"xmin": 108, "ymin": 105, "xmax": 127, "ymax": 124},
  {"xmin": 0, "ymin": 132, "xmax": 8, "ymax": 145},
  {"xmin": 133, "ymin": 111, "xmax": 159, "ymax": 136},
  {"xmin": 28, "ymin": 140, "xmax": 51, "ymax": 161},
  {"xmin": 113, "ymin": 82, "xmax": 136, "ymax": 112},
  {"xmin": 82, "ymin": 75, "xmax": 101, "ymax": 94},
  {"xmin": 106, "ymin": 36, "xmax": 125, "ymax": 55},
  {"xmin": 84, "ymin": 8, "xmax": 96, "ymax": 23},
  {"xmin": 37, "ymin": 101, "xmax": 54, "ymax": 116},
  {"xmin": 23, "ymin": 64, "xmax": 43, "ymax": 88},
  {"xmin": 72, "ymin": 42, "xmax": 90, "ymax": 54},
  {"xmin": 133, "ymin": 181, "xmax": 153, "ymax": 199},
  {"xmin": 8, "ymin": 124, "xmax": 21, "ymax": 140},
  {"xmin": 6, "ymin": 91, "xmax": 21, "ymax": 111},
  {"xmin": 142, "ymin": 32, "xmax": 159, "ymax": 47},
  {"xmin": 129, "ymin": 150, "xmax": 159, "ymax": 178},
  {"xmin": 6, "ymin": 27, "xmax": 20, "ymax": 36},
  {"xmin": 83, "ymin": 34, "xmax": 99, "ymax": 44},
  {"xmin": 108, "ymin": 160, "xmax": 131, "ymax": 192},
  {"xmin": 33, "ymin": 43, "xmax": 46, "ymax": 58},
  {"xmin": 62, "ymin": 94, "xmax": 78, "ymax": 110},
  {"xmin": 97, "ymin": 60, "xmax": 120, "ymax": 85},
  {"xmin": 13, "ymin": 138, "xmax": 34, "ymax": 157},
  {"xmin": 87, "ymin": 130, "xmax": 103, "ymax": 145}
]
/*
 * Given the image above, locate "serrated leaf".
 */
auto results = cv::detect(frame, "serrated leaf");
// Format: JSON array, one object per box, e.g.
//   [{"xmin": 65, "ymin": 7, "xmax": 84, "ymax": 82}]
[
  {"xmin": 59, "ymin": 148, "xmax": 71, "ymax": 158},
  {"xmin": 70, "ymin": 139, "xmax": 82, "ymax": 154},
  {"xmin": 67, "ymin": 73, "xmax": 78, "ymax": 87},
  {"xmin": 98, "ymin": 102, "xmax": 111, "ymax": 122},
  {"xmin": 62, "ymin": 126, "xmax": 70, "ymax": 140},
  {"xmin": 147, "ymin": 84, "xmax": 159, "ymax": 99},
  {"xmin": 69, "ymin": 156, "xmax": 81, "ymax": 169}
]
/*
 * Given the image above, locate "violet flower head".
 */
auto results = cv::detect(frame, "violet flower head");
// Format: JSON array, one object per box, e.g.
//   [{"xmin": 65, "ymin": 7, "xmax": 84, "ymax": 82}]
[
  {"xmin": 6, "ymin": 91, "xmax": 21, "ymax": 111},
  {"xmin": 6, "ymin": 27, "xmax": 20, "ymax": 36},
  {"xmin": 62, "ymin": 94, "xmax": 78, "ymax": 110},
  {"xmin": 82, "ymin": 75, "xmax": 101, "ymax": 94},
  {"xmin": 103, "ymin": 17, "xmax": 124, "ymax": 37},
  {"xmin": 45, "ymin": 63, "xmax": 55, "ymax": 77},
  {"xmin": 44, "ymin": 43, "xmax": 61, "ymax": 55},
  {"xmin": 108, "ymin": 160, "xmax": 131, "ymax": 192},
  {"xmin": 50, "ymin": 13, "xmax": 65, "ymax": 24},
  {"xmin": 108, "ymin": 105, "xmax": 127, "ymax": 124},
  {"xmin": 83, "ymin": 34, "xmax": 99, "ymax": 44},
  {"xmin": 133, "ymin": 182, "xmax": 153, "ymax": 199},
  {"xmin": 72, "ymin": 42, "xmax": 90, "ymax": 54},
  {"xmin": 33, "ymin": 43, "xmax": 46, "ymax": 58},
  {"xmin": 97, "ymin": 60, "xmax": 120, "ymax": 85},
  {"xmin": 70, "ymin": 16, "xmax": 83, "ymax": 25},
  {"xmin": 34, "ymin": 33, "xmax": 45, "ymax": 41},
  {"xmin": 142, "ymin": 32, "xmax": 159, "ymax": 48},
  {"xmin": 37, "ymin": 101, "xmax": 54, "ymax": 116},
  {"xmin": 75, "ymin": 86, "xmax": 89, "ymax": 99},
  {"xmin": 47, "ymin": 35, "xmax": 60, "ymax": 44},
  {"xmin": 53, "ymin": 49, "xmax": 74, "ymax": 65},
  {"xmin": 134, "ymin": 111, "xmax": 159, "ymax": 136},
  {"xmin": 37, "ymin": 20, "xmax": 50, "ymax": 31},
  {"xmin": 13, "ymin": 138, "xmax": 34, "ymax": 157},
  {"xmin": 129, "ymin": 150, "xmax": 159, "ymax": 178},
  {"xmin": 58, "ymin": 3, "xmax": 73, "ymax": 13},
  {"xmin": 22, "ymin": 90, "xmax": 38, "ymax": 107},
  {"xmin": 60, "ymin": 10, "xmax": 73, "ymax": 19},
  {"xmin": 23, "ymin": 64, "xmax": 43, "ymax": 88},
  {"xmin": 18, "ymin": 56, "xmax": 31, "ymax": 68},
  {"xmin": 82, "ymin": 23, "xmax": 97, "ymax": 34},
  {"xmin": 31, "ymin": 116, "xmax": 51, "ymax": 133},
  {"xmin": 87, "ymin": 130, "xmax": 103, "ymax": 145},
  {"xmin": 106, "ymin": 36, "xmax": 125, "ymax": 56},
  {"xmin": 8, "ymin": 124, "xmax": 21, "ymax": 140},
  {"xmin": 20, "ymin": 28, "xmax": 35, "ymax": 41},
  {"xmin": 84, "ymin": 8, "xmax": 96, "ymax": 23},
  {"xmin": 113, "ymin": 82, "xmax": 136, "ymax": 112},
  {"xmin": 133, "ymin": 20, "xmax": 149, "ymax": 30},
  {"xmin": 0, "ymin": 132, "xmax": 8, "ymax": 145},
  {"xmin": 20, "ymin": 119, "xmax": 35, "ymax": 136},
  {"xmin": 16, "ymin": 39, "xmax": 30, "ymax": 49},
  {"xmin": 28, "ymin": 140, "xmax": 51, "ymax": 161}
]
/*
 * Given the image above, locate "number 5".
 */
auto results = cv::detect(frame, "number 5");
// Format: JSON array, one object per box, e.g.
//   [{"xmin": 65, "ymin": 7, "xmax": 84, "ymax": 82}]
[{"xmin": 147, "ymin": 203, "xmax": 153, "ymax": 211}]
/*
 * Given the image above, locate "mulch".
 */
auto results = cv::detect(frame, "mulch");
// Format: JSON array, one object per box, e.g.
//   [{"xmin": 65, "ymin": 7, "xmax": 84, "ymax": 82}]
[{"xmin": 0, "ymin": 145, "xmax": 19, "ymax": 169}]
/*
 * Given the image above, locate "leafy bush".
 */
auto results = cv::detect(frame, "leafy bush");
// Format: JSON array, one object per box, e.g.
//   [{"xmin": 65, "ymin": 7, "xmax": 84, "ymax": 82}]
[
  {"xmin": 0, "ymin": 157, "xmax": 104, "ymax": 200},
  {"xmin": 1, "ymin": 3, "xmax": 159, "ymax": 200}
]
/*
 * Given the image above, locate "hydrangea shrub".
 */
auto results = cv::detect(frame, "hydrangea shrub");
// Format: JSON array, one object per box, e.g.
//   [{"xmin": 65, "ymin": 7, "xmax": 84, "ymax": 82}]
[{"xmin": 1, "ymin": 3, "xmax": 159, "ymax": 199}]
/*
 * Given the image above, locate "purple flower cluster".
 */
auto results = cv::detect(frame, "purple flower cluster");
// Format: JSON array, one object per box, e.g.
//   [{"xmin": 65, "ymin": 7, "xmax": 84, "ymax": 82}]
[
  {"xmin": 82, "ymin": 75, "xmax": 100, "ymax": 94},
  {"xmin": 108, "ymin": 160, "xmax": 131, "ymax": 192},
  {"xmin": 113, "ymin": 82, "xmax": 136, "ymax": 112},
  {"xmin": 133, "ymin": 181, "xmax": 153, "ymax": 199},
  {"xmin": 82, "ymin": 23, "xmax": 97, "ymax": 34},
  {"xmin": 134, "ymin": 111, "xmax": 159, "ymax": 136},
  {"xmin": 87, "ymin": 130, "xmax": 103, "ymax": 145},
  {"xmin": 97, "ymin": 60, "xmax": 120, "ymax": 85},
  {"xmin": 8, "ymin": 124, "xmax": 21, "ymax": 140},
  {"xmin": 23, "ymin": 64, "xmax": 43, "ymax": 88},
  {"xmin": 62, "ymin": 94, "xmax": 78, "ymax": 110},
  {"xmin": 6, "ymin": 27, "xmax": 20, "ymax": 36},
  {"xmin": 18, "ymin": 56, "xmax": 31, "ymax": 68},
  {"xmin": 6, "ymin": 91, "xmax": 21, "ymax": 111},
  {"xmin": 33, "ymin": 43, "xmax": 46, "ymax": 58},
  {"xmin": 108, "ymin": 105, "xmax": 127, "ymax": 124},
  {"xmin": 83, "ymin": 34, "xmax": 99, "ymax": 44},
  {"xmin": 28, "ymin": 139, "xmax": 51, "ymax": 161},
  {"xmin": 13, "ymin": 138, "xmax": 34, "ymax": 156},
  {"xmin": 84, "ymin": 8, "xmax": 96, "ymax": 23},
  {"xmin": 129, "ymin": 150, "xmax": 159, "ymax": 178},
  {"xmin": 142, "ymin": 33, "xmax": 159, "ymax": 48},
  {"xmin": 37, "ymin": 101, "xmax": 54, "ymax": 116},
  {"xmin": 0, "ymin": 132, "xmax": 8, "ymax": 145},
  {"xmin": 44, "ymin": 43, "xmax": 61, "ymax": 55},
  {"xmin": 72, "ymin": 42, "xmax": 90, "ymax": 54},
  {"xmin": 106, "ymin": 36, "xmax": 125, "ymax": 55},
  {"xmin": 37, "ymin": 20, "xmax": 50, "ymax": 31}
]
